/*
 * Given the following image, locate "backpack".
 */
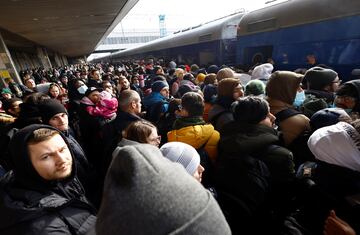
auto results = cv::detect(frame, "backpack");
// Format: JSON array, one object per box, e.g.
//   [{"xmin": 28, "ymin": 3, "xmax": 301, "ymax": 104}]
[
  {"xmin": 215, "ymin": 151, "xmax": 272, "ymax": 233},
  {"xmin": 275, "ymin": 108, "xmax": 314, "ymax": 167}
]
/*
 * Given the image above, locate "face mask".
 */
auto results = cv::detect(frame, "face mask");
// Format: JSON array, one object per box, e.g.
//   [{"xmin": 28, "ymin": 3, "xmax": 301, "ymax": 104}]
[
  {"xmin": 293, "ymin": 91, "xmax": 306, "ymax": 108},
  {"xmin": 77, "ymin": 85, "xmax": 88, "ymax": 94}
]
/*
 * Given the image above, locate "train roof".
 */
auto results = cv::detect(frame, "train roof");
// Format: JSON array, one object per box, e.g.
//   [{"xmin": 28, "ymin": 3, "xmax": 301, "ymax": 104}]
[
  {"xmin": 100, "ymin": 12, "xmax": 245, "ymax": 60},
  {"xmin": 238, "ymin": 0, "xmax": 360, "ymax": 36}
]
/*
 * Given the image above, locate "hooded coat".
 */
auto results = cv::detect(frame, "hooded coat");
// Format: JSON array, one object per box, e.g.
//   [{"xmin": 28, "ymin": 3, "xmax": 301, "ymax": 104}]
[
  {"xmin": 266, "ymin": 71, "xmax": 310, "ymax": 145},
  {"xmin": 216, "ymin": 121, "xmax": 295, "ymax": 234},
  {"xmin": 143, "ymin": 92, "xmax": 169, "ymax": 123},
  {"xmin": 0, "ymin": 124, "xmax": 96, "ymax": 235},
  {"xmin": 167, "ymin": 118, "xmax": 219, "ymax": 162}
]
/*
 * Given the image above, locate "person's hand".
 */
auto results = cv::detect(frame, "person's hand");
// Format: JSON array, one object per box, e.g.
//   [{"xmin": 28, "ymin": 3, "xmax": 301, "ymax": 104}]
[{"xmin": 324, "ymin": 210, "xmax": 356, "ymax": 235}]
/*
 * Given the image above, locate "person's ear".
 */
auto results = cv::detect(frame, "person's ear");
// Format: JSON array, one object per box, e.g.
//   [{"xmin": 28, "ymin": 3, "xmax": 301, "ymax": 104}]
[{"xmin": 130, "ymin": 100, "xmax": 136, "ymax": 109}]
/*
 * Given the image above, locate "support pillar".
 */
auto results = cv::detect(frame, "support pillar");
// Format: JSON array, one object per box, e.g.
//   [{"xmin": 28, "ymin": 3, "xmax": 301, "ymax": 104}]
[
  {"xmin": 0, "ymin": 33, "xmax": 22, "ymax": 86},
  {"xmin": 62, "ymin": 55, "xmax": 68, "ymax": 66},
  {"xmin": 36, "ymin": 47, "xmax": 52, "ymax": 70},
  {"xmin": 54, "ymin": 53, "xmax": 64, "ymax": 67}
]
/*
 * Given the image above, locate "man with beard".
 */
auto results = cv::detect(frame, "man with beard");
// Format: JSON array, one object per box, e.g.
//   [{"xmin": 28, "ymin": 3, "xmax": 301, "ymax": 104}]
[{"xmin": 0, "ymin": 125, "xmax": 96, "ymax": 234}]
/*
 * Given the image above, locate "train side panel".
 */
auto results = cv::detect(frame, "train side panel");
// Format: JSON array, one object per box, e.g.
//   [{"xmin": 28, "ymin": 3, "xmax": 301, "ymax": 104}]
[{"xmin": 236, "ymin": 14, "xmax": 360, "ymax": 78}]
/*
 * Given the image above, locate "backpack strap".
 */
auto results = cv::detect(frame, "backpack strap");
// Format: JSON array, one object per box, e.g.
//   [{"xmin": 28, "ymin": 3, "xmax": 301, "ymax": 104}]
[
  {"xmin": 275, "ymin": 108, "xmax": 301, "ymax": 125},
  {"xmin": 210, "ymin": 109, "xmax": 232, "ymax": 127}
]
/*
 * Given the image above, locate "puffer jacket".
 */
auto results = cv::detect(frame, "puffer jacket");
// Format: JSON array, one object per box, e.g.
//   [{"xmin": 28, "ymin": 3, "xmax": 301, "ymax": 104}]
[
  {"xmin": 167, "ymin": 119, "xmax": 220, "ymax": 162},
  {"xmin": 218, "ymin": 121, "xmax": 295, "ymax": 183}
]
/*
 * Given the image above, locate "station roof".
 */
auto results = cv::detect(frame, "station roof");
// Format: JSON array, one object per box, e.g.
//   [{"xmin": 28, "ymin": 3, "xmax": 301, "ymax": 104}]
[{"xmin": 0, "ymin": 0, "xmax": 138, "ymax": 57}]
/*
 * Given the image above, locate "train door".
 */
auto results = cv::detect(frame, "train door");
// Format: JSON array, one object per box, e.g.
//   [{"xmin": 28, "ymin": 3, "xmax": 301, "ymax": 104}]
[
  {"xmin": 199, "ymin": 51, "xmax": 215, "ymax": 66},
  {"xmin": 243, "ymin": 45, "xmax": 273, "ymax": 67}
]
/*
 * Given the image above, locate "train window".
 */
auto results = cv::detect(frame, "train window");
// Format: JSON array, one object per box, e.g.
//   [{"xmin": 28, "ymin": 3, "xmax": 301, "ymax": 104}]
[
  {"xmin": 199, "ymin": 34, "xmax": 212, "ymax": 42},
  {"xmin": 247, "ymin": 18, "xmax": 277, "ymax": 33}
]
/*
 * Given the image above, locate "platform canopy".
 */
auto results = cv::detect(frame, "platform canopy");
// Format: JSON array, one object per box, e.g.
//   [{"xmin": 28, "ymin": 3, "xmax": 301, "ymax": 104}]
[{"xmin": 0, "ymin": 0, "xmax": 138, "ymax": 57}]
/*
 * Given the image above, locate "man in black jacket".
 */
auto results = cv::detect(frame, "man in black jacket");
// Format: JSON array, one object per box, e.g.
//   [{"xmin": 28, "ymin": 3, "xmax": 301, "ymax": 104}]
[
  {"xmin": 38, "ymin": 99, "xmax": 98, "ymax": 205},
  {"xmin": 0, "ymin": 124, "xmax": 96, "ymax": 234},
  {"xmin": 215, "ymin": 96, "xmax": 295, "ymax": 234},
  {"xmin": 100, "ymin": 90, "xmax": 143, "ymax": 177}
]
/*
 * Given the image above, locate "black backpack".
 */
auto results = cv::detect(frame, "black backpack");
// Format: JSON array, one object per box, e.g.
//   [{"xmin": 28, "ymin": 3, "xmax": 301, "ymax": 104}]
[{"xmin": 215, "ymin": 152, "xmax": 272, "ymax": 234}]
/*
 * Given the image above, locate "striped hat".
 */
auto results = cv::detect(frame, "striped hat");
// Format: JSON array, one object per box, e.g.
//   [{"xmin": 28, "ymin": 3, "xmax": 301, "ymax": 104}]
[{"xmin": 160, "ymin": 142, "xmax": 200, "ymax": 175}]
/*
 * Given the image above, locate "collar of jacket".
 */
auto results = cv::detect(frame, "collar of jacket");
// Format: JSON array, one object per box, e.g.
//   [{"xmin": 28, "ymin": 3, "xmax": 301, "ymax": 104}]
[{"xmin": 173, "ymin": 117, "xmax": 206, "ymax": 130}]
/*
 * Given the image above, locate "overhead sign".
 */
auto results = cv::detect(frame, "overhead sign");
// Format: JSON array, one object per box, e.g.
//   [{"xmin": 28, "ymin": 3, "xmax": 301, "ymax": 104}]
[{"xmin": 0, "ymin": 70, "xmax": 11, "ymax": 78}]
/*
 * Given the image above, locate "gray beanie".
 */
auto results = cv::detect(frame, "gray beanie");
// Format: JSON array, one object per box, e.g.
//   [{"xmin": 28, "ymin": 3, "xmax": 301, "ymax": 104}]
[
  {"xmin": 97, "ymin": 144, "xmax": 231, "ymax": 235},
  {"xmin": 160, "ymin": 142, "xmax": 200, "ymax": 175},
  {"xmin": 305, "ymin": 66, "xmax": 338, "ymax": 90}
]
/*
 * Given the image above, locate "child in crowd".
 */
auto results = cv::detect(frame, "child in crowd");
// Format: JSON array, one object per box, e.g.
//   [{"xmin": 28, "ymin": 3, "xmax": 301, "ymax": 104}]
[{"xmin": 83, "ymin": 88, "xmax": 118, "ymax": 121}]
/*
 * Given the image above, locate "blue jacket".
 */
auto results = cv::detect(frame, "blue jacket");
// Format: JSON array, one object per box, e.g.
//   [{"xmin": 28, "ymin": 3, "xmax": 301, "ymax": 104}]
[
  {"xmin": 143, "ymin": 92, "xmax": 169, "ymax": 123},
  {"xmin": 143, "ymin": 92, "xmax": 169, "ymax": 113}
]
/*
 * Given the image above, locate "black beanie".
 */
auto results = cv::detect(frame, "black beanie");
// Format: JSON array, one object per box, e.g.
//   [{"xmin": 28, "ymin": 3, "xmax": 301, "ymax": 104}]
[
  {"xmin": 305, "ymin": 67, "xmax": 338, "ymax": 90},
  {"xmin": 39, "ymin": 99, "xmax": 67, "ymax": 124},
  {"xmin": 232, "ymin": 97, "xmax": 269, "ymax": 124}
]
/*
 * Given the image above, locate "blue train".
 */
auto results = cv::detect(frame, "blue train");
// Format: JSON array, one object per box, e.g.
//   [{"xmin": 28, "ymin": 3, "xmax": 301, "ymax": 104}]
[{"xmin": 94, "ymin": 0, "xmax": 360, "ymax": 79}]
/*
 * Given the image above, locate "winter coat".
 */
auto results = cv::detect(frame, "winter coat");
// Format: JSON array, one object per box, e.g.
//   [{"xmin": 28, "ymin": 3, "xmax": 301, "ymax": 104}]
[
  {"xmin": 0, "ymin": 172, "xmax": 96, "ymax": 235},
  {"xmin": 216, "ymin": 121, "xmax": 296, "ymax": 234},
  {"xmin": 100, "ymin": 111, "xmax": 142, "ymax": 177},
  {"xmin": 305, "ymin": 89, "xmax": 335, "ymax": 104},
  {"xmin": 167, "ymin": 118, "xmax": 219, "ymax": 162},
  {"xmin": 208, "ymin": 96, "xmax": 234, "ymax": 133},
  {"xmin": 0, "ymin": 124, "xmax": 96, "ymax": 235},
  {"xmin": 78, "ymin": 97, "xmax": 106, "ymax": 166},
  {"xmin": 268, "ymin": 98, "xmax": 310, "ymax": 146},
  {"xmin": 218, "ymin": 121, "xmax": 295, "ymax": 184},
  {"xmin": 87, "ymin": 79, "xmax": 102, "ymax": 89},
  {"xmin": 88, "ymin": 97, "xmax": 118, "ymax": 120},
  {"xmin": 203, "ymin": 102, "xmax": 213, "ymax": 123},
  {"xmin": 143, "ymin": 92, "xmax": 169, "ymax": 122}
]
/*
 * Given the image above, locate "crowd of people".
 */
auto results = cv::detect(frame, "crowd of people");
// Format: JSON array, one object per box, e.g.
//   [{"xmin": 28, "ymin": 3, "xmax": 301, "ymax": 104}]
[{"xmin": 0, "ymin": 60, "xmax": 359, "ymax": 234}]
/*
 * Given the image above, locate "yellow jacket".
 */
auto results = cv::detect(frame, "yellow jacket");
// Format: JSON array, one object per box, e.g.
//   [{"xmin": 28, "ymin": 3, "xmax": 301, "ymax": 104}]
[{"xmin": 167, "ymin": 124, "xmax": 220, "ymax": 162}]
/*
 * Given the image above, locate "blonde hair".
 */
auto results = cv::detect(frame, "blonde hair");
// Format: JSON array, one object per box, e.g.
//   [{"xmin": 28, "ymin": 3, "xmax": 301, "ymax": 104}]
[
  {"xmin": 27, "ymin": 128, "xmax": 59, "ymax": 145},
  {"xmin": 123, "ymin": 120, "xmax": 157, "ymax": 144}
]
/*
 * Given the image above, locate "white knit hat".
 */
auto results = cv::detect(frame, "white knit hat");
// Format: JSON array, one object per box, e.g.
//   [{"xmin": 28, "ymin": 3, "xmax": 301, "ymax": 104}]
[
  {"xmin": 251, "ymin": 63, "xmax": 274, "ymax": 81},
  {"xmin": 160, "ymin": 142, "xmax": 200, "ymax": 175},
  {"xmin": 308, "ymin": 122, "xmax": 360, "ymax": 172}
]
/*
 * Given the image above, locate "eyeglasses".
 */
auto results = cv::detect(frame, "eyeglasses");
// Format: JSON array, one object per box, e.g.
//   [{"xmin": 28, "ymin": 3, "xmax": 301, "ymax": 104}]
[{"xmin": 148, "ymin": 135, "xmax": 161, "ymax": 143}]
